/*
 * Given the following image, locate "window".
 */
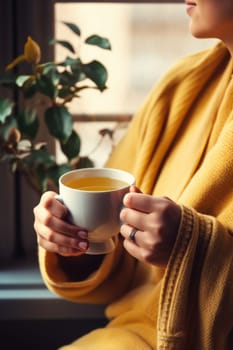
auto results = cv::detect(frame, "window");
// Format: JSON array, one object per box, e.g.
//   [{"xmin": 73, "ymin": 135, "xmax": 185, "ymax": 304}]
[{"xmin": 55, "ymin": 2, "xmax": 217, "ymax": 166}]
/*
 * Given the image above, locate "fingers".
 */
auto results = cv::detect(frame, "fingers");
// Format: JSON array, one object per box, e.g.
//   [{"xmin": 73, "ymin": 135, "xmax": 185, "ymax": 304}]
[
  {"xmin": 120, "ymin": 207, "xmax": 147, "ymax": 234},
  {"xmin": 34, "ymin": 215, "xmax": 88, "ymax": 246},
  {"xmin": 123, "ymin": 192, "xmax": 155, "ymax": 213},
  {"xmin": 38, "ymin": 191, "xmax": 68, "ymax": 219},
  {"xmin": 37, "ymin": 230, "xmax": 88, "ymax": 256},
  {"xmin": 120, "ymin": 223, "xmax": 153, "ymax": 250},
  {"xmin": 120, "ymin": 224, "xmax": 141, "ymax": 246},
  {"xmin": 120, "ymin": 224, "xmax": 155, "ymax": 264},
  {"xmin": 34, "ymin": 214, "xmax": 89, "ymax": 255},
  {"xmin": 121, "ymin": 192, "xmax": 152, "ymax": 231},
  {"xmin": 120, "ymin": 193, "xmax": 181, "ymax": 266},
  {"xmin": 33, "ymin": 191, "xmax": 89, "ymax": 256},
  {"xmin": 34, "ymin": 203, "xmax": 80, "ymax": 238}
]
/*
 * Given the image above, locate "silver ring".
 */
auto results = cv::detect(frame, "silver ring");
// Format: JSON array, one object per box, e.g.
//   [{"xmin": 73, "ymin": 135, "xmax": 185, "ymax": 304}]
[{"xmin": 128, "ymin": 227, "xmax": 138, "ymax": 242}]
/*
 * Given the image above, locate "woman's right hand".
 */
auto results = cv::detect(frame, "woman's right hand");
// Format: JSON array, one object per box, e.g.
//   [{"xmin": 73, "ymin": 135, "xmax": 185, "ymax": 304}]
[{"xmin": 33, "ymin": 191, "xmax": 89, "ymax": 256}]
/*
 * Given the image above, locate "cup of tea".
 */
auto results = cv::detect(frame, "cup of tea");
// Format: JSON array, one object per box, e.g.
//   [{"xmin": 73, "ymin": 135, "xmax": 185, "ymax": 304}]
[{"xmin": 56, "ymin": 167, "xmax": 135, "ymax": 255}]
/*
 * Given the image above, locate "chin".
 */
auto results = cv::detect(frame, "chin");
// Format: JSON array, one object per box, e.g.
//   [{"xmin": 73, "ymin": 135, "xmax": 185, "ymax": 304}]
[{"xmin": 189, "ymin": 24, "xmax": 214, "ymax": 39}]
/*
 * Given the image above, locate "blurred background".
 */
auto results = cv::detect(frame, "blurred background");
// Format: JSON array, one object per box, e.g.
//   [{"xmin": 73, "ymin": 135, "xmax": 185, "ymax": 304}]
[{"xmin": 55, "ymin": 2, "xmax": 217, "ymax": 166}]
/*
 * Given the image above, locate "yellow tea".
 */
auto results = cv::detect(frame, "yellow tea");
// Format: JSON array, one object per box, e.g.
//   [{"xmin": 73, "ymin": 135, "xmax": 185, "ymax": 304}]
[{"xmin": 65, "ymin": 176, "xmax": 128, "ymax": 191}]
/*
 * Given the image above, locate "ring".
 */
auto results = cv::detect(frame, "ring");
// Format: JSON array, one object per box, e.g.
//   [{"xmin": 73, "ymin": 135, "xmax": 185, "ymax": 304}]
[{"xmin": 128, "ymin": 227, "xmax": 138, "ymax": 242}]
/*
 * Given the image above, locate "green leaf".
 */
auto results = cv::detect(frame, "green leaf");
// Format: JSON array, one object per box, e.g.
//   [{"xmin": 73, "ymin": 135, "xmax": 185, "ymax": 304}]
[
  {"xmin": 0, "ymin": 97, "xmax": 14, "ymax": 123},
  {"xmin": 82, "ymin": 60, "xmax": 108, "ymax": 91},
  {"xmin": 40, "ymin": 67, "xmax": 60, "ymax": 89},
  {"xmin": 47, "ymin": 163, "xmax": 72, "ymax": 188},
  {"xmin": 71, "ymin": 69, "xmax": 86, "ymax": 84},
  {"xmin": 85, "ymin": 35, "xmax": 111, "ymax": 50},
  {"xmin": 46, "ymin": 68, "xmax": 60, "ymax": 86},
  {"xmin": 49, "ymin": 39, "xmax": 75, "ymax": 54},
  {"xmin": 0, "ymin": 115, "xmax": 17, "ymax": 140},
  {"xmin": 60, "ymin": 130, "xmax": 81, "ymax": 160},
  {"xmin": 37, "ymin": 62, "xmax": 57, "ymax": 75},
  {"xmin": 58, "ymin": 86, "xmax": 73, "ymax": 100},
  {"xmin": 62, "ymin": 57, "xmax": 81, "ymax": 67},
  {"xmin": 45, "ymin": 105, "xmax": 73, "ymax": 142},
  {"xmin": 24, "ymin": 148, "xmax": 56, "ymax": 168},
  {"xmin": 27, "ymin": 164, "xmax": 51, "ymax": 193},
  {"xmin": 22, "ymin": 77, "xmax": 37, "ymax": 98},
  {"xmin": 17, "ymin": 108, "xmax": 39, "ymax": 139},
  {"xmin": 59, "ymin": 57, "xmax": 86, "ymax": 83},
  {"xmin": 23, "ymin": 149, "xmax": 57, "ymax": 193},
  {"xmin": 34, "ymin": 167, "xmax": 48, "ymax": 193},
  {"xmin": 36, "ymin": 75, "xmax": 56, "ymax": 99},
  {"xmin": 62, "ymin": 22, "xmax": 81, "ymax": 36},
  {"xmin": 76, "ymin": 156, "xmax": 94, "ymax": 169},
  {"xmin": 16, "ymin": 75, "xmax": 31, "ymax": 87},
  {"xmin": 59, "ymin": 70, "xmax": 77, "ymax": 86}
]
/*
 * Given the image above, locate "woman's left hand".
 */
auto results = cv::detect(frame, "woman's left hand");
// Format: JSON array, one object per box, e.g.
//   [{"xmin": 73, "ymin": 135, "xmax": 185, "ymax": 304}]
[{"xmin": 120, "ymin": 186, "xmax": 181, "ymax": 267}]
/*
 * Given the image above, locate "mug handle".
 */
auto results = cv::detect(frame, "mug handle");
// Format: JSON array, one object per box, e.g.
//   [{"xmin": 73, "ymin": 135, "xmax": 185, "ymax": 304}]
[
  {"xmin": 54, "ymin": 194, "xmax": 64, "ymax": 204},
  {"xmin": 54, "ymin": 194, "xmax": 73, "ymax": 223}
]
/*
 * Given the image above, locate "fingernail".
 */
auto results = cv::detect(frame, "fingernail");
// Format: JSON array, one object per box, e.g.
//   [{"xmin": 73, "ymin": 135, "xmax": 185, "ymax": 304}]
[
  {"xmin": 77, "ymin": 230, "xmax": 88, "ymax": 239},
  {"xmin": 78, "ymin": 241, "xmax": 88, "ymax": 251}
]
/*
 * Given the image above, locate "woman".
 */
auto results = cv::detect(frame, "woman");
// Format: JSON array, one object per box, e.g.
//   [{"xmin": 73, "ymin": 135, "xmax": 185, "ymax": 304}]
[{"xmin": 34, "ymin": 1, "xmax": 233, "ymax": 349}]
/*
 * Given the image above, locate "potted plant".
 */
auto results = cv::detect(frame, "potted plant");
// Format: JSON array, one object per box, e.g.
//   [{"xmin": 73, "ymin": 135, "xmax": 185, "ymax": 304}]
[{"xmin": 0, "ymin": 21, "xmax": 111, "ymax": 195}]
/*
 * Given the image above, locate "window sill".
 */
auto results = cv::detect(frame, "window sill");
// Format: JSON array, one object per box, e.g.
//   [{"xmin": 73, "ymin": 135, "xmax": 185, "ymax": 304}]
[{"xmin": 0, "ymin": 258, "xmax": 106, "ymax": 321}]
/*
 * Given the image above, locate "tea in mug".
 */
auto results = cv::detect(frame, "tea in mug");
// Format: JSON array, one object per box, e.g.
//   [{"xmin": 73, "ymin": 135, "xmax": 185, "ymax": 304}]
[{"xmin": 65, "ymin": 176, "xmax": 128, "ymax": 191}]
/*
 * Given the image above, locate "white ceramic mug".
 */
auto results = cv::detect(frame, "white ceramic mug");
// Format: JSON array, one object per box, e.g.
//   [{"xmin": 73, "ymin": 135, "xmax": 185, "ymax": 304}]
[{"xmin": 56, "ymin": 167, "xmax": 135, "ymax": 255}]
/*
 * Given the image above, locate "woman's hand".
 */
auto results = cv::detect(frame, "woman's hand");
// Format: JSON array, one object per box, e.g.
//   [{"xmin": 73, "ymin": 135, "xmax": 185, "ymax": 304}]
[
  {"xmin": 120, "ymin": 186, "xmax": 181, "ymax": 267},
  {"xmin": 33, "ymin": 191, "xmax": 89, "ymax": 256}
]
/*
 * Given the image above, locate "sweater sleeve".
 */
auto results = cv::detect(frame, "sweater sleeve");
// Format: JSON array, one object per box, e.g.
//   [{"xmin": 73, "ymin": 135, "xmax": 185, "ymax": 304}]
[
  {"xmin": 157, "ymin": 117, "xmax": 233, "ymax": 349},
  {"xmin": 38, "ymin": 236, "xmax": 137, "ymax": 304},
  {"xmin": 158, "ymin": 205, "xmax": 233, "ymax": 349}
]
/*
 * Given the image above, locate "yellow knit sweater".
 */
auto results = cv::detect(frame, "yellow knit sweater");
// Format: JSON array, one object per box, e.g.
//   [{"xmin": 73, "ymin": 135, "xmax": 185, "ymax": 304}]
[{"xmin": 39, "ymin": 42, "xmax": 233, "ymax": 349}]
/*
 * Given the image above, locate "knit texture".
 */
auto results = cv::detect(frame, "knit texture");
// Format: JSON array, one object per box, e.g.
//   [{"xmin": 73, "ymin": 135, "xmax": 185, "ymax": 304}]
[{"xmin": 39, "ymin": 42, "xmax": 233, "ymax": 349}]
